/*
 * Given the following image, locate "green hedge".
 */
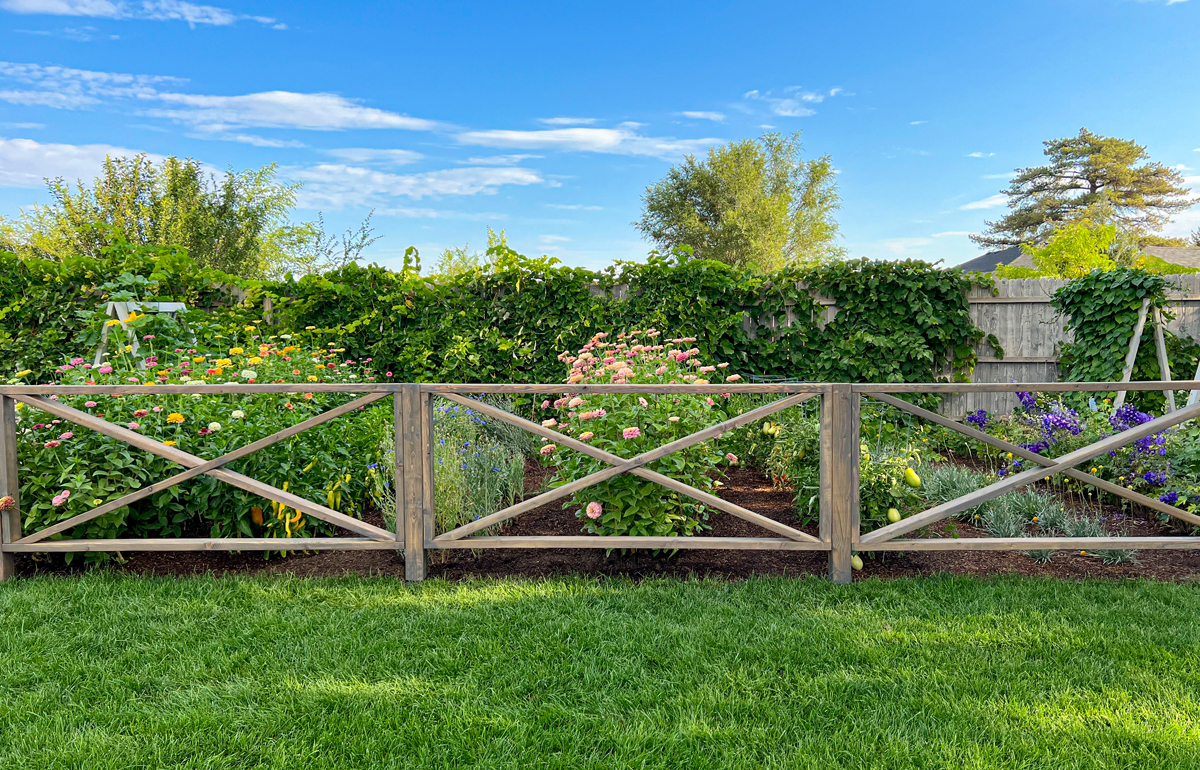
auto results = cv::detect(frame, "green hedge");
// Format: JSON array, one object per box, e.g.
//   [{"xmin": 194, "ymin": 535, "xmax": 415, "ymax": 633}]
[{"xmin": 2, "ymin": 242, "xmax": 990, "ymax": 387}]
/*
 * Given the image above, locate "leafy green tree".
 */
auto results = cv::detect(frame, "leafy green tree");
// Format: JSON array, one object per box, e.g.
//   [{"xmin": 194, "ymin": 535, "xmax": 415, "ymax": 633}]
[
  {"xmin": 996, "ymin": 221, "xmax": 1117, "ymax": 279},
  {"xmin": 0, "ymin": 154, "xmax": 375, "ymax": 279},
  {"xmin": 972, "ymin": 128, "xmax": 1196, "ymax": 248},
  {"xmin": 635, "ymin": 132, "xmax": 844, "ymax": 270},
  {"xmin": 431, "ymin": 227, "xmax": 508, "ymax": 276}
]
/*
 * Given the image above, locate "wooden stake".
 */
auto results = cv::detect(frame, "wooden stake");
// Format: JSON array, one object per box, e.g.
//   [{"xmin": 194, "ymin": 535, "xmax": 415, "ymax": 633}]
[
  {"xmin": 1152, "ymin": 306, "xmax": 1176, "ymax": 412},
  {"xmin": 1114, "ymin": 298, "xmax": 1150, "ymax": 410},
  {"xmin": 400, "ymin": 385, "xmax": 426, "ymax": 581}
]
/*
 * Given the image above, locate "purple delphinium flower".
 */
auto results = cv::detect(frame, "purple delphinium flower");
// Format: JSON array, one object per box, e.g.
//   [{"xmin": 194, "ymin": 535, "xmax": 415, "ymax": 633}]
[
  {"xmin": 1143, "ymin": 470, "xmax": 1169, "ymax": 486},
  {"xmin": 1016, "ymin": 391, "xmax": 1037, "ymax": 410},
  {"xmin": 1159, "ymin": 490, "xmax": 1179, "ymax": 504},
  {"xmin": 966, "ymin": 409, "xmax": 989, "ymax": 430}
]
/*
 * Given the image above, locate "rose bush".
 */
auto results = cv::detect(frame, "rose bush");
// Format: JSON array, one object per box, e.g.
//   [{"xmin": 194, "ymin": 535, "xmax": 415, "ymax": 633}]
[
  {"xmin": 538, "ymin": 330, "xmax": 739, "ymax": 539},
  {"xmin": 12, "ymin": 327, "xmax": 391, "ymax": 558}
]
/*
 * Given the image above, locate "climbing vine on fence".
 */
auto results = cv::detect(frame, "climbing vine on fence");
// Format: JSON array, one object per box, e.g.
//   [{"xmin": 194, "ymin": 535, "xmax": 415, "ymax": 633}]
[
  {"xmin": 2, "ymin": 242, "xmax": 993, "ymax": 387},
  {"xmin": 1052, "ymin": 268, "xmax": 1200, "ymax": 410}
]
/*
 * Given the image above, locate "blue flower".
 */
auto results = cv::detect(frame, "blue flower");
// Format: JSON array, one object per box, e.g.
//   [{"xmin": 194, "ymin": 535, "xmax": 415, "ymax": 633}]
[
  {"xmin": 1088, "ymin": 397, "xmax": 1098, "ymax": 412},
  {"xmin": 1143, "ymin": 470, "xmax": 1169, "ymax": 486},
  {"xmin": 367, "ymin": 463, "xmax": 379, "ymax": 470},
  {"xmin": 1160, "ymin": 490, "xmax": 1180, "ymax": 504},
  {"xmin": 998, "ymin": 468, "xmax": 1007, "ymax": 477}
]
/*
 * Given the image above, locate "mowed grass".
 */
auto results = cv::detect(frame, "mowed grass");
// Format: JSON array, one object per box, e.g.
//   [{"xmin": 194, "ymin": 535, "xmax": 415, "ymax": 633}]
[{"xmin": 2, "ymin": 574, "xmax": 1199, "ymax": 769}]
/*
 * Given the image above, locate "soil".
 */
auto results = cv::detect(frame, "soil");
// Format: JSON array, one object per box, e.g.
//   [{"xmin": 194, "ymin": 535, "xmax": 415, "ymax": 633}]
[{"xmin": 13, "ymin": 462, "xmax": 1200, "ymax": 583}]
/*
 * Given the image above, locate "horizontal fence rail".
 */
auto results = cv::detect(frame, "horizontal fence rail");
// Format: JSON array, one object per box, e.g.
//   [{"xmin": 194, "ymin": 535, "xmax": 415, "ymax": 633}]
[{"xmin": 0, "ymin": 381, "xmax": 1197, "ymax": 584}]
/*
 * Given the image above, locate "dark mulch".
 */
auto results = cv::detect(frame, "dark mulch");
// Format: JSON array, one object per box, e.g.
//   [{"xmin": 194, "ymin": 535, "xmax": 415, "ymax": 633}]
[{"xmin": 13, "ymin": 462, "xmax": 1200, "ymax": 583}]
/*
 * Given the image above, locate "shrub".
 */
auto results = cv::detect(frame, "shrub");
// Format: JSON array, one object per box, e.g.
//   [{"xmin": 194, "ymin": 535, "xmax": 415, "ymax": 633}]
[{"xmin": 538, "ymin": 330, "xmax": 739, "ymax": 539}]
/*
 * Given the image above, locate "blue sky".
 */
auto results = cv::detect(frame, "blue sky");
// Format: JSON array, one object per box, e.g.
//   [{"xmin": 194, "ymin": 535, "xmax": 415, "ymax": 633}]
[{"xmin": 0, "ymin": 0, "xmax": 1198, "ymax": 272}]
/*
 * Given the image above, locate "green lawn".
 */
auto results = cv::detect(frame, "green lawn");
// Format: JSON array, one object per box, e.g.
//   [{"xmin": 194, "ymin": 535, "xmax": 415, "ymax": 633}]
[{"xmin": 1, "ymin": 574, "xmax": 1199, "ymax": 769}]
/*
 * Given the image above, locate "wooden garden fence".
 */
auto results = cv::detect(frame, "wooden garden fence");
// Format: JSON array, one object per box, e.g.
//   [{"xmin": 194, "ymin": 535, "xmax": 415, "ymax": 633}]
[{"xmin": 2, "ymin": 381, "xmax": 1200, "ymax": 585}]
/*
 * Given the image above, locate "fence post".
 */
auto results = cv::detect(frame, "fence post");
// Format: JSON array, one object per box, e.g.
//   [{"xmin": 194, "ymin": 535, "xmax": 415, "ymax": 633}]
[
  {"xmin": 820, "ymin": 383, "xmax": 859, "ymax": 584},
  {"xmin": 0, "ymin": 396, "xmax": 20, "ymax": 581},
  {"xmin": 399, "ymin": 384, "xmax": 427, "ymax": 581}
]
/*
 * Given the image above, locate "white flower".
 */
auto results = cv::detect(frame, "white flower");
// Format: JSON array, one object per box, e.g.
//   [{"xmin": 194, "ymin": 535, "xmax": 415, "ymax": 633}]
[
  {"xmin": 186, "ymin": 380, "xmax": 206, "ymax": 386},
  {"xmin": 231, "ymin": 410, "xmax": 245, "ymax": 419},
  {"xmin": 240, "ymin": 370, "xmax": 257, "ymax": 379},
  {"xmin": 208, "ymin": 422, "xmax": 222, "ymax": 432}
]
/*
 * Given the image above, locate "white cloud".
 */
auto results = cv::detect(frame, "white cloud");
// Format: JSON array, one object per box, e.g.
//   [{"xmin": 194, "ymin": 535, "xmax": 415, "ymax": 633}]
[
  {"xmin": 456, "ymin": 125, "xmax": 720, "ymax": 160},
  {"xmin": 325, "ymin": 147, "xmax": 423, "ymax": 166},
  {"xmin": 0, "ymin": 0, "xmax": 282, "ymax": 27},
  {"xmin": 539, "ymin": 234, "xmax": 570, "ymax": 245},
  {"xmin": 0, "ymin": 135, "xmax": 154, "ymax": 187},
  {"xmin": 375, "ymin": 206, "xmax": 503, "ymax": 221},
  {"xmin": 1, "ymin": 121, "xmax": 43, "ymax": 128},
  {"xmin": 931, "ymin": 231, "xmax": 973, "ymax": 237},
  {"xmin": 960, "ymin": 194, "xmax": 1008, "ymax": 210},
  {"xmin": 186, "ymin": 132, "xmax": 304, "ymax": 148},
  {"xmin": 1183, "ymin": 175, "xmax": 1200, "ymax": 185},
  {"xmin": 744, "ymin": 86, "xmax": 846, "ymax": 117},
  {"xmin": 680, "ymin": 111, "xmax": 725, "ymax": 122},
  {"xmin": 538, "ymin": 117, "xmax": 596, "ymax": 126},
  {"xmin": 966, "ymin": 152, "xmax": 995, "ymax": 158},
  {"xmin": 289, "ymin": 164, "xmax": 544, "ymax": 209},
  {"xmin": 148, "ymin": 91, "xmax": 439, "ymax": 132},
  {"xmin": 457, "ymin": 154, "xmax": 542, "ymax": 165},
  {"xmin": 0, "ymin": 61, "xmax": 183, "ymax": 106},
  {"xmin": 545, "ymin": 203, "xmax": 602, "ymax": 211},
  {"xmin": 910, "ymin": 120, "xmax": 928, "ymax": 125}
]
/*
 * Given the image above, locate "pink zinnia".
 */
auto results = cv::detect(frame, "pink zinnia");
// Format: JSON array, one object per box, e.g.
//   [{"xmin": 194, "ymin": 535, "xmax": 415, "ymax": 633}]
[
  {"xmin": 153, "ymin": 406, "xmax": 163, "ymax": 413},
  {"xmin": 84, "ymin": 401, "xmax": 97, "ymax": 408},
  {"xmin": 622, "ymin": 427, "xmax": 641, "ymax": 440},
  {"xmin": 586, "ymin": 502, "xmax": 603, "ymax": 520},
  {"xmin": 98, "ymin": 365, "xmax": 113, "ymax": 374},
  {"xmin": 542, "ymin": 418, "xmax": 558, "ymax": 428},
  {"xmin": 52, "ymin": 491, "xmax": 69, "ymax": 507},
  {"xmin": 578, "ymin": 431, "xmax": 594, "ymax": 441},
  {"xmin": 539, "ymin": 444, "xmax": 557, "ymax": 456},
  {"xmin": 541, "ymin": 400, "xmax": 551, "ymax": 409},
  {"xmin": 726, "ymin": 453, "xmax": 738, "ymax": 465},
  {"xmin": 638, "ymin": 397, "xmax": 648, "ymax": 407},
  {"xmin": 726, "ymin": 374, "xmax": 742, "ymax": 382},
  {"xmin": 70, "ymin": 357, "xmax": 84, "ymax": 365},
  {"xmin": 655, "ymin": 365, "xmax": 667, "ymax": 375},
  {"xmin": 128, "ymin": 422, "xmax": 141, "ymax": 430},
  {"xmin": 59, "ymin": 432, "xmax": 74, "ymax": 440},
  {"xmin": 134, "ymin": 409, "xmax": 149, "ymax": 418}
]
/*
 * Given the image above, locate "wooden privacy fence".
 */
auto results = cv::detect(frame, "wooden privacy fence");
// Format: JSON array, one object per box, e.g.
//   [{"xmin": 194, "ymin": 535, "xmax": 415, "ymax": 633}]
[{"xmin": 2, "ymin": 381, "xmax": 1199, "ymax": 585}]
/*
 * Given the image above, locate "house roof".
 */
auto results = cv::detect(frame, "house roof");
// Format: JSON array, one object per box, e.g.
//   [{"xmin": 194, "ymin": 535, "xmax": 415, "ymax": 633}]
[
  {"xmin": 954, "ymin": 245, "xmax": 1200, "ymax": 273},
  {"xmin": 1143, "ymin": 246, "xmax": 1200, "ymax": 269}
]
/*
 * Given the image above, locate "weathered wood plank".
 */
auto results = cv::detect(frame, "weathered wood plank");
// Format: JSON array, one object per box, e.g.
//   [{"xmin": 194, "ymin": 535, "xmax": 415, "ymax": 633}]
[
  {"xmin": 421, "ymin": 383, "xmax": 825, "ymax": 395},
  {"xmin": 400, "ymin": 384, "xmax": 426, "ymax": 580},
  {"xmin": 5, "ymin": 538, "xmax": 400, "ymax": 553},
  {"xmin": 0, "ymin": 397, "xmax": 19, "ymax": 580},
  {"xmin": 821, "ymin": 384, "xmax": 858, "ymax": 583},
  {"xmin": 1153, "ymin": 306, "xmax": 1177, "ymax": 412},
  {"xmin": 1114, "ymin": 298, "xmax": 1151, "ymax": 410},
  {"xmin": 854, "ymin": 381, "xmax": 1200, "ymax": 393},
  {"xmin": 426, "ymin": 536, "xmax": 830, "ymax": 551},
  {"xmin": 861, "ymin": 537, "xmax": 1200, "ymax": 551},
  {"xmin": 0, "ymin": 383, "xmax": 396, "ymax": 396}
]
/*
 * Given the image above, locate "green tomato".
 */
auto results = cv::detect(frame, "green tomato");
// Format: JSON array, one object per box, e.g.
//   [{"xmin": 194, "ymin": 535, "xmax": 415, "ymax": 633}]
[
  {"xmin": 887, "ymin": 507, "xmax": 901, "ymax": 523},
  {"xmin": 851, "ymin": 554, "xmax": 864, "ymax": 571}
]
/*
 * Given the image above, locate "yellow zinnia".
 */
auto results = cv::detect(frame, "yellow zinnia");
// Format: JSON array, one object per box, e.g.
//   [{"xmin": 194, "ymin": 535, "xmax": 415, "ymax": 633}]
[
  {"xmin": 162, "ymin": 440, "xmax": 177, "ymax": 446},
  {"xmin": 229, "ymin": 347, "xmax": 244, "ymax": 355},
  {"xmin": 215, "ymin": 358, "xmax": 232, "ymax": 367},
  {"xmin": 166, "ymin": 412, "xmax": 185, "ymax": 424},
  {"xmin": 307, "ymin": 375, "xmax": 318, "ymax": 382},
  {"xmin": 248, "ymin": 356, "xmax": 263, "ymax": 365},
  {"xmin": 193, "ymin": 357, "xmax": 205, "ymax": 363}
]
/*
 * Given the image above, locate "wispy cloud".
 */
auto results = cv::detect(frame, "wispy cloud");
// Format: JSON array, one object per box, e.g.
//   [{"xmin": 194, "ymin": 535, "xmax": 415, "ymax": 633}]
[
  {"xmin": 289, "ymin": 164, "xmax": 545, "ymax": 209},
  {"xmin": 545, "ymin": 203, "xmax": 602, "ymax": 211},
  {"xmin": 193, "ymin": 132, "xmax": 305, "ymax": 148},
  {"xmin": 910, "ymin": 120, "xmax": 928, "ymax": 125},
  {"xmin": 960, "ymin": 193, "xmax": 1008, "ymax": 210},
  {"xmin": 0, "ymin": 60, "xmax": 183, "ymax": 107},
  {"xmin": 1, "ymin": 121, "xmax": 43, "ymax": 128},
  {"xmin": 538, "ymin": 117, "xmax": 596, "ymax": 126},
  {"xmin": 0, "ymin": 135, "xmax": 156, "ymax": 187},
  {"xmin": 743, "ymin": 86, "xmax": 846, "ymax": 117},
  {"xmin": 456, "ymin": 124, "xmax": 720, "ymax": 160},
  {"xmin": 374, "ymin": 206, "xmax": 503, "ymax": 221},
  {"xmin": 878, "ymin": 237, "xmax": 933, "ymax": 256},
  {"xmin": 966, "ymin": 151, "xmax": 995, "ymax": 158},
  {"xmin": 148, "ymin": 91, "xmax": 439, "ymax": 132},
  {"xmin": 457, "ymin": 154, "xmax": 542, "ymax": 165},
  {"xmin": 931, "ymin": 231, "xmax": 973, "ymax": 237},
  {"xmin": 16, "ymin": 24, "xmax": 118, "ymax": 40},
  {"xmin": 680, "ymin": 111, "xmax": 725, "ymax": 122},
  {"xmin": 539, "ymin": 234, "xmax": 570, "ymax": 245},
  {"xmin": 325, "ymin": 148, "xmax": 423, "ymax": 166},
  {"xmin": 0, "ymin": 0, "xmax": 284, "ymax": 28}
]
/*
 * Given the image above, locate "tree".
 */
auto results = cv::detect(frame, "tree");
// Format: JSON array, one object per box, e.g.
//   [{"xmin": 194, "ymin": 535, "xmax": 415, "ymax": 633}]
[
  {"xmin": 635, "ymin": 132, "xmax": 844, "ymax": 270},
  {"xmin": 0, "ymin": 154, "xmax": 375, "ymax": 279},
  {"xmin": 995, "ymin": 221, "xmax": 1117, "ymax": 279},
  {"xmin": 431, "ymin": 227, "xmax": 508, "ymax": 276},
  {"xmin": 972, "ymin": 128, "xmax": 1196, "ymax": 248}
]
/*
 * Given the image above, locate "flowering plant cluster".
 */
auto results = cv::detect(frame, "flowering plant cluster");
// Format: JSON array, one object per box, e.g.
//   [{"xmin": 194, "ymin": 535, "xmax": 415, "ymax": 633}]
[
  {"xmin": 13, "ymin": 328, "xmax": 391, "ymax": 557},
  {"xmin": 538, "ymin": 330, "xmax": 741, "ymax": 539}
]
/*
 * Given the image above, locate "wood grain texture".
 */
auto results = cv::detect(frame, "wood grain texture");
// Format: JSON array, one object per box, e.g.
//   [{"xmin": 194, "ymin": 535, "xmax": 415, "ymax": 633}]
[
  {"xmin": 400, "ymin": 385, "xmax": 426, "ymax": 580},
  {"xmin": 1153, "ymin": 306, "xmax": 1177, "ymax": 412},
  {"xmin": 821, "ymin": 384, "xmax": 859, "ymax": 583},
  {"xmin": 0, "ymin": 397, "xmax": 19, "ymax": 580},
  {"xmin": 1114, "ymin": 298, "xmax": 1151, "ymax": 411},
  {"xmin": 426, "ymin": 536, "xmax": 830, "ymax": 551},
  {"xmin": 5, "ymin": 538, "xmax": 400, "ymax": 553},
  {"xmin": 860, "ymin": 537, "xmax": 1200, "ymax": 551}
]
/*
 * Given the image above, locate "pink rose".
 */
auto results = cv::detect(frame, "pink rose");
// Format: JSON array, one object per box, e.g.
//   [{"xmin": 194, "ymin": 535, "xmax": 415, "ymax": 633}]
[
  {"xmin": 586, "ymin": 502, "xmax": 603, "ymax": 520},
  {"xmin": 622, "ymin": 427, "xmax": 641, "ymax": 440}
]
